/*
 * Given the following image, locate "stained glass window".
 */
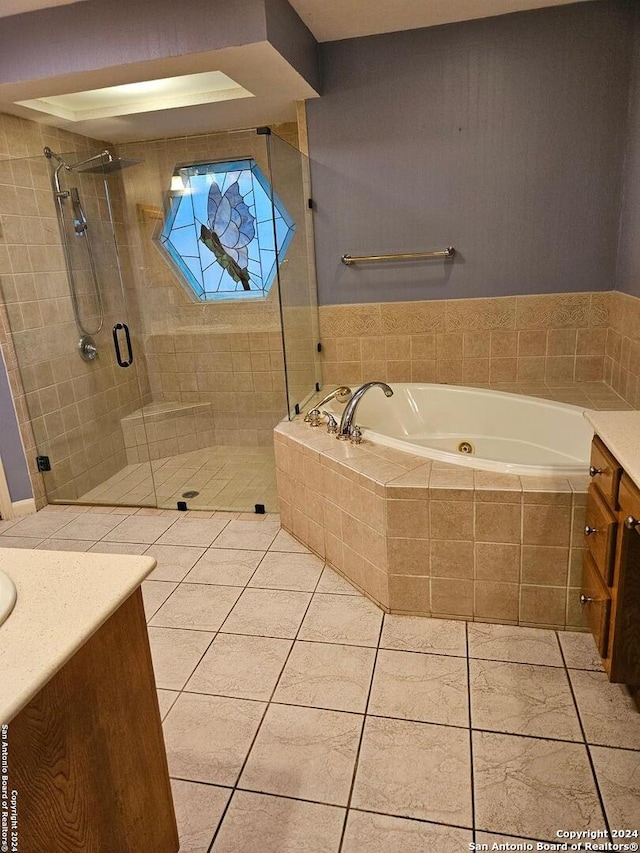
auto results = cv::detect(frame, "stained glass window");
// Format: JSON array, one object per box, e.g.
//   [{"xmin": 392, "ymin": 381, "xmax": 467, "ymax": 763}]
[{"xmin": 155, "ymin": 158, "xmax": 295, "ymax": 301}]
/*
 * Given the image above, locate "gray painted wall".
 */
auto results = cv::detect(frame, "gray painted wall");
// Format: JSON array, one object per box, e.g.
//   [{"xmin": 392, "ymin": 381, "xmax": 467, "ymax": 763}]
[
  {"xmin": 0, "ymin": 352, "xmax": 31, "ymax": 504},
  {"xmin": 616, "ymin": 7, "xmax": 640, "ymax": 297},
  {"xmin": 307, "ymin": 1, "xmax": 635, "ymax": 305},
  {"xmin": 265, "ymin": 0, "xmax": 320, "ymax": 94}
]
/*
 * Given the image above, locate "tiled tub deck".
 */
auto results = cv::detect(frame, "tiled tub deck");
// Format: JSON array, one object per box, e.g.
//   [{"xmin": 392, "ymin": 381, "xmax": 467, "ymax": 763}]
[{"xmin": 275, "ymin": 419, "xmax": 592, "ymax": 631}]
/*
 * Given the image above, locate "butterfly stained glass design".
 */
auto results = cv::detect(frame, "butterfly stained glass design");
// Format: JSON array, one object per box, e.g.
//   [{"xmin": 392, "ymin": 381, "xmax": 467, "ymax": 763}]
[{"xmin": 156, "ymin": 158, "xmax": 295, "ymax": 301}]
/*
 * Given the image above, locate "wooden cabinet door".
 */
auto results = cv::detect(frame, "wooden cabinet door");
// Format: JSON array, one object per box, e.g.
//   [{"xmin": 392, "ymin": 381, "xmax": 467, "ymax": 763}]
[
  {"xmin": 581, "ymin": 550, "xmax": 611, "ymax": 657},
  {"xmin": 609, "ymin": 475, "xmax": 640, "ymax": 684}
]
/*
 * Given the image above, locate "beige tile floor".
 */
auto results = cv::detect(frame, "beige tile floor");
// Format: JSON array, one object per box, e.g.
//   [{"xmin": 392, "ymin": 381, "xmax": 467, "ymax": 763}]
[
  {"xmin": 1, "ymin": 505, "xmax": 639, "ymax": 851},
  {"xmin": 76, "ymin": 445, "xmax": 278, "ymax": 512}
]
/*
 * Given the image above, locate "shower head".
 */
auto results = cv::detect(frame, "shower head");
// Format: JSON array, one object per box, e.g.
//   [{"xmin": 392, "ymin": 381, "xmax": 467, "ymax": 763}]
[
  {"xmin": 69, "ymin": 150, "xmax": 143, "ymax": 173},
  {"xmin": 45, "ymin": 146, "xmax": 143, "ymax": 175}
]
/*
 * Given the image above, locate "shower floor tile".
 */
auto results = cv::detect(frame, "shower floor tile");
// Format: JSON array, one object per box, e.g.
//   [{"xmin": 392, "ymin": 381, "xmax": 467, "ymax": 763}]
[
  {"xmin": 3, "ymin": 509, "xmax": 639, "ymax": 850},
  {"xmin": 75, "ymin": 445, "xmax": 278, "ymax": 513}
]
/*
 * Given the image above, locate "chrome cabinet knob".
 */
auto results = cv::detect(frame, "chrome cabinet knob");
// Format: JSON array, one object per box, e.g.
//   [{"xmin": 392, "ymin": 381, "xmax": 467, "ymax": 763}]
[
  {"xmin": 589, "ymin": 466, "xmax": 602, "ymax": 477},
  {"xmin": 625, "ymin": 515, "xmax": 640, "ymax": 533},
  {"xmin": 584, "ymin": 525, "xmax": 598, "ymax": 536},
  {"xmin": 580, "ymin": 594, "xmax": 594, "ymax": 605}
]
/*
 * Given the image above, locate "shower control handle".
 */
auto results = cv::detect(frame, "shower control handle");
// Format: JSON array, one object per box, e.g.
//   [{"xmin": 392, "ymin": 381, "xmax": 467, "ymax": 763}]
[{"xmin": 113, "ymin": 323, "xmax": 134, "ymax": 368}]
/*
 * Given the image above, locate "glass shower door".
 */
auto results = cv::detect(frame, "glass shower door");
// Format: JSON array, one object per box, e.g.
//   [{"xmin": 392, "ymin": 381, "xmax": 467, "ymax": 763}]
[
  {"xmin": 266, "ymin": 131, "xmax": 322, "ymax": 417},
  {"xmin": 113, "ymin": 127, "xmax": 296, "ymax": 512},
  {"xmin": 0, "ymin": 151, "xmax": 156, "ymax": 507}
]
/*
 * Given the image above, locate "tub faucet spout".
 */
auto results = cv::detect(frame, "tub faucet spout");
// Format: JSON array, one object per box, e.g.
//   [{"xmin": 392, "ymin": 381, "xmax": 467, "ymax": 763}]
[{"xmin": 337, "ymin": 382, "xmax": 393, "ymax": 440}]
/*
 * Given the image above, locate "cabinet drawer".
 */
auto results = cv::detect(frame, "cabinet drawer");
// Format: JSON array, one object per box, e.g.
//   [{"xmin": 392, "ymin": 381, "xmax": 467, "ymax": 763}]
[
  {"xmin": 584, "ymin": 485, "xmax": 618, "ymax": 586},
  {"xmin": 619, "ymin": 474, "xmax": 640, "ymax": 523},
  {"xmin": 589, "ymin": 437, "xmax": 622, "ymax": 508},
  {"xmin": 581, "ymin": 550, "xmax": 611, "ymax": 657}
]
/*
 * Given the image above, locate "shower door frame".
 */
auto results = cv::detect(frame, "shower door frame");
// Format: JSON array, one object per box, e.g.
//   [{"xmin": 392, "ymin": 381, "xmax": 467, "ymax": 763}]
[{"xmin": 1, "ymin": 148, "xmax": 158, "ymax": 509}]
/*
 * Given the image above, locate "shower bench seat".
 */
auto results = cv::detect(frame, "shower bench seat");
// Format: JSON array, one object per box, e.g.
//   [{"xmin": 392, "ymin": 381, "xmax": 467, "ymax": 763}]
[{"xmin": 121, "ymin": 401, "xmax": 214, "ymax": 463}]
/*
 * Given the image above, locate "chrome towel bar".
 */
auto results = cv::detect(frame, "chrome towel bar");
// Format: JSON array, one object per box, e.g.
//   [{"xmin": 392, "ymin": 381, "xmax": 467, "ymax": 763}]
[{"xmin": 341, "ymin": 247, "xmax": 455, "ymax": 265}]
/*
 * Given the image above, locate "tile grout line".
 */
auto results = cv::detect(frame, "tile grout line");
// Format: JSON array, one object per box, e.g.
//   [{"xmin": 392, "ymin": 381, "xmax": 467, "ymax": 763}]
[
  {"xmin": 157, "ymin": 523, "xmax": 274, "ymax": 696},
  {"xmin": 164, "ymin": 529, "xmax": 279, "ymax": 853},
  {"xmin": 165, "ymin": 673, "xmax": 640, "ymax": 753},
  {"xmin": 165, "ymin": 775, "xmax": 603, "ymax": 849},
  {"xmin": 205, "ymin": 543, "xmax": 327, "ymax": 853},
  {"xmin": 465, "ymin": 621, "xmax": 477, "ymax": 844},
  {"xmin": 336, "ymin": 609, "xmax": 386, "ymax": 853},
  {"xmin": 555, "ymin": 631, "xmax": 613, "ymax": 840},
  {"xmin": 147, "ymin": 520, "xmax": 242, "ymax": 725},
  {"xmin": 170, "ymin": 775, "xmax": 493, "ymax": 835},
  {"xmin": 124, "ymin": 515, "xmax": 237, "ymax": 621}
]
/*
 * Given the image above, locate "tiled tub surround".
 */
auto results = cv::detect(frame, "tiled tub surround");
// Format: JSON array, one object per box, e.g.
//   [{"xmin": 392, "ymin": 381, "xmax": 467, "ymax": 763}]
[
  {"xmin": 319, "ymin": 291, "xmax": 617, "ymax": 399},
  {"xmin": 2, "ymin": 504, "xmax": 636, "ymax": 849},
  {"xmin": 275, "ymin": 418, "xmax": 593, "ymax": 631},
  {"xmin": 606, "ymin": 289, "xmax": 640, "ymax": 409}
]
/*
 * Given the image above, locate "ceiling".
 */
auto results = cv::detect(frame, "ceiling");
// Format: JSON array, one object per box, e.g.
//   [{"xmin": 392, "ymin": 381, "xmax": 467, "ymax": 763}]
[
  {"xmin": 2, "ymin": 0, "xmax": 594, "ymax": 39},
  {"xmin": 0, "ymin": 0, "xmax": 593, "ymax": 141},
  {"xmin": 0, "ymin": 0, "xmax": 84, "ymax": 17},
  {"xmin": 288, "ymin": 0, "xmax": 594, "ymax": 41}
]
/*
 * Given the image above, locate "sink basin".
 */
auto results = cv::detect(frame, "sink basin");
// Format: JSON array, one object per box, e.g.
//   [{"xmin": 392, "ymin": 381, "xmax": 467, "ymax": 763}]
[{"xmin": 0, "ymin": 570, "xmax": 16, "ymax": 627}]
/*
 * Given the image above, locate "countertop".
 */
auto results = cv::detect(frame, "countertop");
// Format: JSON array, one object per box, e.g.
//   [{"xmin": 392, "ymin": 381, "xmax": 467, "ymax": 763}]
[
  {"xmin": 0, "ymin": 548, "xmax": 156, "ymax": 724},
  {"xmin": 585, "ymin": 410, "xmax": 640, "ymax": 488}
]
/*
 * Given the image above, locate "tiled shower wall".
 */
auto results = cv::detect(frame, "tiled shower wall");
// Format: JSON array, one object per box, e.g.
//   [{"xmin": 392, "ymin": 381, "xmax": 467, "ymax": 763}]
[
  {"xmin": 114, "ymin": 123, "xmax": 318, "ymax": 444},
  {"xmin": 0, "ymin": 112, "xmax": 151, "ymax": 506},
  {"xmin": 318, "ymin": 291, "xmax": 612, "ymax": 392},
  {"xmin": 145, "ymin": 326, "xmax": 288, "ymax": 447}
]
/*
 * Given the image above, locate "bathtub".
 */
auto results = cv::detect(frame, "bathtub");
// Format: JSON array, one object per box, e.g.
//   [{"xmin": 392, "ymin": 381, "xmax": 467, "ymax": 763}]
[{"xmin": 326, "ymin": 383, "xmax": 593, "ymax": 476}]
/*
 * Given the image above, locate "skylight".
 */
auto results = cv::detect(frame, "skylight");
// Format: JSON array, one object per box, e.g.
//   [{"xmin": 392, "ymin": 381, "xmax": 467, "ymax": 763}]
[{"xmin": 16, "ymin": 71, "xmax": 253, "ymax": 121}]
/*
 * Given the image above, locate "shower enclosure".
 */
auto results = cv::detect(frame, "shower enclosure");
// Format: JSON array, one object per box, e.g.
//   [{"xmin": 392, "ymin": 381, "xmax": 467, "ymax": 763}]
[{"xmin": 0, "ymin": 127, "xmax": 320, "ymax": 512}]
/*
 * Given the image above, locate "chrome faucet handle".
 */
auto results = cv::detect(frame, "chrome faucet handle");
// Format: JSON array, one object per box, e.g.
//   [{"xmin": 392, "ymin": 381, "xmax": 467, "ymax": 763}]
[
  {"xmin": 349, "ymin": 425, "xmax": 363, "ymax": 444},
  {"xmin": 307, "ymin": 408, "xmax": 323, "ymax": 427},
  {"xmin": 323, "ymin": 411, "xmax": 339, "ymax": 434}
]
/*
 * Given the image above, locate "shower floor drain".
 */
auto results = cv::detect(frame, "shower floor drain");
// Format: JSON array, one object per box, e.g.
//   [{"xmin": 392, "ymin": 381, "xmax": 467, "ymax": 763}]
[{"xmin": 182, "ymin": 490, "xmax": 200, "ymax": 498}]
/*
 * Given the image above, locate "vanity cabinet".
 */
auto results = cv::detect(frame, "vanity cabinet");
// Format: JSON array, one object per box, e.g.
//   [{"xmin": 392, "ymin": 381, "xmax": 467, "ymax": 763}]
[
  {"xmin": 583, "ymin": 436, "xmax": 640, "ymax": 687},
  {"xmin": 8, "ymin": 589, "xmax": 179, "ymax": 852}
]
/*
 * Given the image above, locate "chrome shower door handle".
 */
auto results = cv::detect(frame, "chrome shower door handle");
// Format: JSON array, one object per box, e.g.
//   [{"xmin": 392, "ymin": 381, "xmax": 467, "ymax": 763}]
[{"xmin": 112, "ymin": 322, "xmax": 134, "ymax": 368}]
